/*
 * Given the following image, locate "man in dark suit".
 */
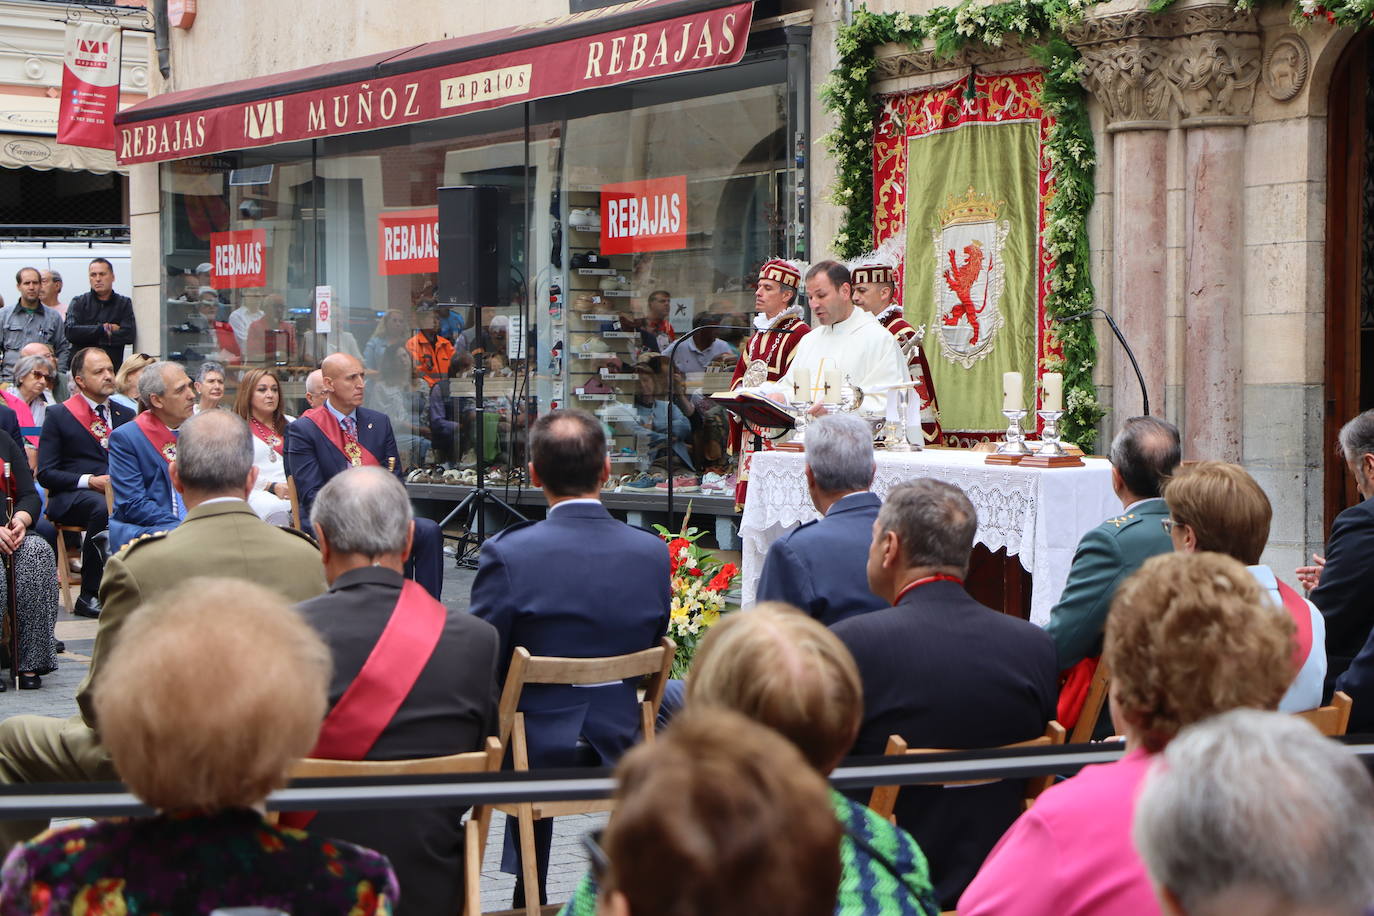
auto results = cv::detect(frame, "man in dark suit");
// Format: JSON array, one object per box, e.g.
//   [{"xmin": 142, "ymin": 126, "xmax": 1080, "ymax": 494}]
[
  {"xmin": 36, "ymin": 347, "xmax": 133, "ymax": 617},
  {"xmin": 290, "ymin": 466, "xmax": 499, "ymax": 914},
  {"xmin": 0, "ymin": 409, "xmax": 326, "ymax": 852},
  {"xmin": 756, "ymin": 412, "xmax": 884, "ymax": 626},
  {"xmin": 63, "ymin": 258, "xmax": 135, "ymax": 371},
  {"xmin": 1305, "ymin": 409, "xmax": 1374, "ymax": 701},
  {"xmin": 832, "ymin": 478, "xmax": 1057, "ymax": 910},
  {"xmin": 285, "ymin": 352, "xmax": 443, "ymax": 598},
  {"xmin": 107, "ymin": 360, "xmax": 197, "ymax": 551},
  {"xmin": 470, "ymin": 408, "xmax": 670, "ymax": 908}
]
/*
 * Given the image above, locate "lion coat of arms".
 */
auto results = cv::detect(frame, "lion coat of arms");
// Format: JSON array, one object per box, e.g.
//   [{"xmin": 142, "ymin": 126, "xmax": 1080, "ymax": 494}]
[{"xmin": 930, "ymin": 187, "xmax": 1010, "ymax": 369}]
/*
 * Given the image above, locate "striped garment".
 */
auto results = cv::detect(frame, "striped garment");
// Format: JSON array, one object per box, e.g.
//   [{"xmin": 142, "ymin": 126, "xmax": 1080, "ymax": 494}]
[{"xmin": 557, "ymin": 789, "xmax": 939, "ymax": 916}]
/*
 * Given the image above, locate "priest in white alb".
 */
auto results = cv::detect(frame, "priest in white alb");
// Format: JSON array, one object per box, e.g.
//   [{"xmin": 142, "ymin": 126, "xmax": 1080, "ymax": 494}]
[{"xmin": 764, "ymin": 260, "xmax": 910, "ymax": 414}]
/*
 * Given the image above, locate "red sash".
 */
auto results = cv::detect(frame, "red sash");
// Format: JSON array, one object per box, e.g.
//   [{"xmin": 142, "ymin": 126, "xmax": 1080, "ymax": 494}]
[
  {"xmin": 279, "ymin": 580, "xmax": 447, "ymax": 829},
  {"xmin": 134, "ymin": 411, "xmax": 178, "ymax": 466},
  {"xmin": 64, "ymin": 394, "xmax": 112, "ymax": 449},
  {"xmin": 1057, "ymin": 656, "xmax": 1099, "ymax": 729},
  {"xmin": 1276, "ymin": 581, "xmax": 1315, "ymax": 676},
  {"xmin": 250, "ymin": 417, "xmax": 284, "ymax": 455},
  {"xmin": 301, "ymin": 406, "xmax": 379, "ymax": 468}
]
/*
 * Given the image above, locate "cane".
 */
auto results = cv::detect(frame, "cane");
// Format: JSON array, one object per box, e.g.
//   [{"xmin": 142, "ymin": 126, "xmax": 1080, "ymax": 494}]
[{"xmin": 2, "ymin": 463, "xmax": 18, "ymax": 690}]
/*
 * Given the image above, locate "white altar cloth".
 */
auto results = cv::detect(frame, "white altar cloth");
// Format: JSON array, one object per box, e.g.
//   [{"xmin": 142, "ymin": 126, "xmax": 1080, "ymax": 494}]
[{"xmin": 739, "ymin": 448, "xmax": 1120, "ymax": 626}]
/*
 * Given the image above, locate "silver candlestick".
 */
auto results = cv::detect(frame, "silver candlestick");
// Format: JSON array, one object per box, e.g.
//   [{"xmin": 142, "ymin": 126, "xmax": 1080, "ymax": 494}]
[
  {"xmin": 887, "ymin": 388, "xmax": 913, "ymax": 452},
  {"xmin": 995, "ymin": 409, "xmax": 1031, "ymax": 456},
  {"xmin": 1037, "ymin": 409, "xmax": 1067, "ymax": 457}
]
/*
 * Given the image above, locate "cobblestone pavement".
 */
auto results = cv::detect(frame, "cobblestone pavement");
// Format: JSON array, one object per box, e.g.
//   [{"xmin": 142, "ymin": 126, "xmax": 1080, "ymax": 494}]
[{"xmin": 3, "ymin": 557, "xmax": 599, "ymax": 912}]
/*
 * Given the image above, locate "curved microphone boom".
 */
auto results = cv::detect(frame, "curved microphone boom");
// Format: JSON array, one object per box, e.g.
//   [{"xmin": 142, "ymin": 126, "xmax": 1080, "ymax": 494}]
[{"xmin": 1058, "ymin": 308, "xmax": 1149, "ymax": 417}]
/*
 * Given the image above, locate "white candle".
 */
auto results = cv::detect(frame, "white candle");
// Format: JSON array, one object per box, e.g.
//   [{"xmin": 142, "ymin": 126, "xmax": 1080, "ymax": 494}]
[
  {"xmin": 886, "ymin": 390, "xmax": 901, "ymax": 422},
  {"xmin": 1041, "ymin": 372, "xmax": 1063, "ymax": 412},
  {"xmin": 1003, "ymin": 371, "xmax": 1023, "ymax": 412},
  {"xmin": 823, "ymin": 368, "xmax": 842, "ymax": 405},
  {"xmin": 793, "ymin": 368, "xmax": 810, "ymax": 402}
]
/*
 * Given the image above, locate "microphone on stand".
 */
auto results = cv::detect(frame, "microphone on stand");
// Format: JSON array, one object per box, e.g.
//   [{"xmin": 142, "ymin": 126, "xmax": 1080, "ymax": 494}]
[{"xmin": 1057, "ymin": 308, "xmax": 1149, "ymax": 417}]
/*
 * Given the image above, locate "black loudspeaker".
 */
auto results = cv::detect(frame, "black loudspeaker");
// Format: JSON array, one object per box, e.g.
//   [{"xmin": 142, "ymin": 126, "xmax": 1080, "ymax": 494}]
[{"xmin": 438, "ymin": 185, "xmax": 510, "ymax": 307}]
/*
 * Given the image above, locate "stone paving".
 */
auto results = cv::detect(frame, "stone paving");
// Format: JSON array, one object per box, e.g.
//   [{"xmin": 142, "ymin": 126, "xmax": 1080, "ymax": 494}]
[{"xmin": 2, "ymin": 558, "xmax": 599, "ymax": 913}]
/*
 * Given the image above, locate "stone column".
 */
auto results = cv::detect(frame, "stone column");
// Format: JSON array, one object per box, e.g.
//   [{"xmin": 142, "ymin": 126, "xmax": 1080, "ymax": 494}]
[
  {"xmin": 1076, "ymin": 27, "xmax": 1175, "ymax": 421},
  {"xmin": 1175, "ymin": 17, "xmax": 1260, "ymax": 461}
]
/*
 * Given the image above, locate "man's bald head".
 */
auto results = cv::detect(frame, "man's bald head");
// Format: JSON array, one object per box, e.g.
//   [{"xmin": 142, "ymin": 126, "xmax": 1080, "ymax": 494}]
[
  {"xmin": 304, "ymin": 368, "xmax": 325, "ymax": 408},
  {"xmin": 173, "ymin": 409, "xmax": 255, "ymax": 498},
  {"xmin": 1109, "ymin": 416, "xmax": 1182, "ymax": 500},
  {"xmin": 321, "ymin": 353, "xmax": 366, "ymax": 411},
  {"xmin": 20, "ymin": 341, "xmax": 54, "ymax": 360}
]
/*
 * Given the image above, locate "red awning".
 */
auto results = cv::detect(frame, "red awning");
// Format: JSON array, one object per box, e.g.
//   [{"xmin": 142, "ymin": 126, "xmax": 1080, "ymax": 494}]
[{"xmin": 114, "ymin": 0, "xmax": 753, "ymax": 165}]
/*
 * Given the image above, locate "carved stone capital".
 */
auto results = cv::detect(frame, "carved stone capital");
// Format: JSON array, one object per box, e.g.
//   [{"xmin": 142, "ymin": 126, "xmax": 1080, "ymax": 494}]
[
  {"xmin": 871, "ymin": 36, "xmax": 1034, "ymax": 82},
  {"xmin": 1068, "ymin": 5, "xmax": 1260, "ymax": 129}
]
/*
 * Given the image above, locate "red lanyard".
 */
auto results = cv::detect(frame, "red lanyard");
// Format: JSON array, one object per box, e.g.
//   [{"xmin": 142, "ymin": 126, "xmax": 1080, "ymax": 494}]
[{"xmin": 894, "ymin": 574, "xmax": 964, "ymax": 605}]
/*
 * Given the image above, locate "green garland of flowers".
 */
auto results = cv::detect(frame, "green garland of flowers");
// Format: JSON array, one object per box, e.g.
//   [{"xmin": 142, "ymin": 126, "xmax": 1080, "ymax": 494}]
[{"xmin": 820, "ymin": 4, "xmax": 1105, "ymax": 447}]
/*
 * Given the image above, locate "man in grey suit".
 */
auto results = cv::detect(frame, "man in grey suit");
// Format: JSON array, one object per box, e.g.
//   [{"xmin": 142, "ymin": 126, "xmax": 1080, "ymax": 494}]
[
  {"xmin": 756, "ymin": 413, "xmax": 885, "ymax": 626},
  {"xmin": 295, "ymin": 467, "xmax": 499, "ymax": 915}
]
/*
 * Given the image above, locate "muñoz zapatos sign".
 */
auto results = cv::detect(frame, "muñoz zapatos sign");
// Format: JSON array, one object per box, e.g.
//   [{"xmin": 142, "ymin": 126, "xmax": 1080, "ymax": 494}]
[
  {"xmin": 211, "ymin": 229, "xmax": 267, "ymax": 289},
  {"xmin": 57, "ymin": 22, "xmax": 122, "ymax": 151},
  {"xmin": 378, "ymin": 208, "xmax": 439, "ymax": 276},
  {"xmin": 114, "ymin": 2, "xmax": 752, "ymax": 165},
  {"xmin": 600, "ymin": 176, "xmax": 687, "ymax": 255}
]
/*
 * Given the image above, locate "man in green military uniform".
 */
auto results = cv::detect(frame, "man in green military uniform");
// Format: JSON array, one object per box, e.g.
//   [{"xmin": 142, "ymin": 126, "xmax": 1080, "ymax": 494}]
[
  {"xmin": 1046, "ymin": 416, "xmax": 1181, "ymax": 671},
  {"xmin": 0, "ymin": 409, "xmax": 326, "ymax": 851}
]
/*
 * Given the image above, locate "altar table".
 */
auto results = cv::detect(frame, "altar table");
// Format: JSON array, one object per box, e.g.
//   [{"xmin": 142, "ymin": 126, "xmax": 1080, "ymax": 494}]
[{"xmin": 739, "ymin": 448, "xmax": 1120, "ymax": 626}]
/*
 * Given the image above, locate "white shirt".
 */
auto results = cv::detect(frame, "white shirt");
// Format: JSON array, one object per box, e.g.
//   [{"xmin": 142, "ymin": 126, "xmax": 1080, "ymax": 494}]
[
  {"xmin": 548, "ymin": 498, "xmax": 602, "ymax": 514},
  {"xmin": 228, "ymin": 306, "xmax": 264, "ymax": 347},
  {"xmin": 779, "ymin": 307, "xmax": 909, "ymax": 412},
  {"xmin": 77, "ymin": 393, "xmax": 114, "ymax": 491}
]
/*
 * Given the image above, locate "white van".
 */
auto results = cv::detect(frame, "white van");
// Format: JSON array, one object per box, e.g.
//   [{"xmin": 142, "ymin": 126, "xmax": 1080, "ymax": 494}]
[{"xmin": 0, "ymin": 240, "xmax": 133, "ymax": 305}]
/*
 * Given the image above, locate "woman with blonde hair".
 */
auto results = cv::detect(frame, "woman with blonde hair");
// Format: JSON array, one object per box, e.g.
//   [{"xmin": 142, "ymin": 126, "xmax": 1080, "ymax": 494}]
[
  {"xmin": 559, "ymin": 603, "xmax": 940, "ymax": 916},
  {"xmin": 110, "ymin": 352, "xmax": 156, "ymax": 413},
  {"xmin": 0, "ymin": 577, "xmax": 398, "ymax": 912},
  {"xmin": 959, "ymin": 552, "xmax": 1296, "ymax": 916},
  {"xmin": 233, "ymin": 367, "xmax": 294, "ymax": 525}
]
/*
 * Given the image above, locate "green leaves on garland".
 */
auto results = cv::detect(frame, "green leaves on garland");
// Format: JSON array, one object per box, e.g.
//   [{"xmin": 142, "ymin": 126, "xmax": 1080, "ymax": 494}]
[{"xmin": 820, "ymin": 3, "xmax": 1105, "ymax": 447}]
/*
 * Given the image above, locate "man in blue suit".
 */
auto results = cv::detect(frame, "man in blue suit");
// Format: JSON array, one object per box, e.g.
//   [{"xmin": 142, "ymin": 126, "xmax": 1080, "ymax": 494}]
[
  {"xmin": 108, "ymin": 361, "xmax": 196, "ymax": 551},
  {"xmin": 470, "ymin": 408, "xmax": 670, "ymax": 908},
  {"xmin": 284, "ymin": 352, "xmax": 443, "ymax": 599},
  {"xmin": 756, "ymin": 412, "xmax": 885, "ymax": 626},
  {"xmin": 37, "ymin": 347, "xmax": 133, "ymax": 617}
]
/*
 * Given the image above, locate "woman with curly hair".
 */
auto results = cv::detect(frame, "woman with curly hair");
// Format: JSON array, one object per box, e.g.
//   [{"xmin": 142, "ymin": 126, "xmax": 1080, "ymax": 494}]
[{"xmin": 959, "ymin": 551, "xmax": 1296, "ymax": 916}]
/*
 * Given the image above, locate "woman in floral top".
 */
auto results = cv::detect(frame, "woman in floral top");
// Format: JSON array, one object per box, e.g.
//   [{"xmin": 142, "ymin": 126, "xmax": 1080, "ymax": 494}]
[{"xmin": 0, "ymin": 577, "xmax": 399, "ymax": 915}]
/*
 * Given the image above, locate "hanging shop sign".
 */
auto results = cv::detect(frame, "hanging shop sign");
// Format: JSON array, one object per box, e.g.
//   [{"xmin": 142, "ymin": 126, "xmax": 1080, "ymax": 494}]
[
  {"xmin": 210, "ymin": 228, "xmax": 267, "ymax": 288},
  {"xmin": 600, "ymin": 175, "xmax": 687, "ymax": 254},
  {"xmin": 57, "ymin": 22, "xmax": 123, "ymax": 150},
  {"xmin": 114, "ymin": 1, "xmax": 752, "ymax": 165},
  {"xmin": 378, "ymin": 207, "xmax": 440, "ymax": 276}
]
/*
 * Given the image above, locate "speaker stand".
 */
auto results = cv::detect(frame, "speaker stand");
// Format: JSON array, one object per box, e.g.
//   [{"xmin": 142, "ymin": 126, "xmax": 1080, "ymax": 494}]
[{"xmin": 439, "ymin": 301, "xmax": 527, "ymax": 568}]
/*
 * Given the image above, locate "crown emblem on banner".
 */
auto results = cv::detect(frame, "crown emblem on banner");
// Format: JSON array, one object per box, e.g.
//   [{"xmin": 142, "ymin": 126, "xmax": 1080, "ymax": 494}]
[{"xmin": 938, "ymin": 187, "xmax": 1001, "ymax": 226}]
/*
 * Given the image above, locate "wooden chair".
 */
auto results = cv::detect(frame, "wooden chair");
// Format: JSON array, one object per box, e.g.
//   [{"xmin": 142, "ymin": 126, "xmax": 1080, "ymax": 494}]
[
  {"xmin": 288, "ymin": 736, "xmax": 503, "ymax": 916},
  {"xmin": 1296, "ymin": 691, "xmax": 1353, "ymax": 737},
  {"xmin": 493, "ymin": 637, "xmax": 676, "ymax": 916},
  {"xmin": 286, "ymin": 475, "xmax": 301, "ymax": 529},
  {"xmin": 50, "ymin": 519, "xmax": 83, "ymax": 612},
  {"xmin": 868, "ymin": 720, "xmax": 1068, "ymax": 823},
  {"xmin": 1068, "ymin": 658, "xmax": 1112, "ymax": 745}
]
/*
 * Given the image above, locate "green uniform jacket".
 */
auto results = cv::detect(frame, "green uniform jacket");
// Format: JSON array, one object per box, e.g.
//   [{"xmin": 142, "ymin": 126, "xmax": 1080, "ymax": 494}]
[
  {"xmin": 1045, "ymin": 498, "xmax": 1173, "ymax": 671},
  {"xmin": 78, "ymin": 500, "xmax": 327, "ymax": 730}
]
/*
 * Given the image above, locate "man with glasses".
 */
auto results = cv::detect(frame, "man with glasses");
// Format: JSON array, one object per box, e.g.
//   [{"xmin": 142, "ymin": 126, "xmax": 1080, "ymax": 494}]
[
  {"xmin": 1045, "ymin": 416, "xmax": 1180, "ymax": 732},
  {"xmin": 1, "ymin": 268, "xmax": 69, "ymax": 383}
]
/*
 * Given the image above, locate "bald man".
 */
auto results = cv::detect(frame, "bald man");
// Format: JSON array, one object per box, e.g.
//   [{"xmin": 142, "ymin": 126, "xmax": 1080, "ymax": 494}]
[
  {"xmin": 303, "ymin": 368, "xmax": 325, "ymax": 410},
  {"xmin": 285, "ymin": 353, "xmax": 443, "ymax": 598}
]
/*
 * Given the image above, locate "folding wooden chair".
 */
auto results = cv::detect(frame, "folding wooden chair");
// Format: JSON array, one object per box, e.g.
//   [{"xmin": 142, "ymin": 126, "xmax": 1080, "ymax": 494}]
[
  {"xmin": 1295, "ymin": 691, "xmax": 1354, "ymax": 737},
  {"xmin": 287, "ymin": 736, "xmax": 503, "ymax": 916},
  {"xmin": 50, "ymin": 518, "xmax": 83, "ymax": 612},
  {"xmin": 492, "ymin": 637, "xmax": 675, "ymax": 916},
  {"xmin": 868, "ymin": 720, "xmax": 1068, "ymax": 822},
  {"xmin": 1068, "ymin": 658, "xmax": 1112, "ymax": 744}
]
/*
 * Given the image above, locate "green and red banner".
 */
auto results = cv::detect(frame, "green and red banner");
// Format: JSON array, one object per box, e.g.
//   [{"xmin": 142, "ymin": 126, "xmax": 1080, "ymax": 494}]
[{"xmin": 873, "ymin": 71, "xmax": 1061, "ymax": 444}]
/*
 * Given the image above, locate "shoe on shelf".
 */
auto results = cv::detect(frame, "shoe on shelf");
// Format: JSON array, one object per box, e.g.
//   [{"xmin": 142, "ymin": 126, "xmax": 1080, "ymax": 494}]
[
  {"xmin": 18, "ymin": 673, "xmax": 40, "ymax": 690},
  {"xmin": 655, "ymin": 474, "xmax": 700, "ymax": 493},
  {"xmin": 621, "ymin": 473, "xmax": 662, "ymax": 492},
  {"xmin": 73, "ymin": 596, "xmax": 101, "ymax": 619},
  {"xmin": 699, "ymin": 471, "xmax": 728, "ymax": 494}
]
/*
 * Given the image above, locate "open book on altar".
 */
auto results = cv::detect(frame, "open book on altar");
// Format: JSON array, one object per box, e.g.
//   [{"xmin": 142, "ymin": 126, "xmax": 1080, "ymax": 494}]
[{"xmin": 708, "ymin": 388, "xmax": 796, "ymax": 430}]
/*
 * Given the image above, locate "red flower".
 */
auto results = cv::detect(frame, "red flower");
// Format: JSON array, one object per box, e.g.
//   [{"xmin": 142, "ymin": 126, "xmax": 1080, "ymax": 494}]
[
  {"xmin": 706, "ymin": 563, "xmax": 739, "ymax": 592},
  {"xmin": 687, "ymin": 567, "xmax": 704, "ymax": 577},
  {"xmin": 667, "ymin": 538, "xmax": 691, "ymax": 573}
]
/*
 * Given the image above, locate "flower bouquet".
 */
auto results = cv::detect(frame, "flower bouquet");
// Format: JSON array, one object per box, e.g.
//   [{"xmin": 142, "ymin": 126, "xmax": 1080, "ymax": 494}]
[{"xmin": 654, "ymin": 516, "xmax": 739, "ymax": 679}]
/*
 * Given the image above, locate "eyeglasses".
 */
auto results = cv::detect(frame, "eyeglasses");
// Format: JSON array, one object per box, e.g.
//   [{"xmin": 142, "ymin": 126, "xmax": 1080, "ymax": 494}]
[
  {"xmin": 30, "ymin": 373, "xmax": 53, "ymax": 383},
  {"xmin": 1161, "ymin": 518, "xmax": 1177, "ymax": 535},
  {"xmin": 581, "ymin": 828, "xmax": 610, "ymax": 884}
]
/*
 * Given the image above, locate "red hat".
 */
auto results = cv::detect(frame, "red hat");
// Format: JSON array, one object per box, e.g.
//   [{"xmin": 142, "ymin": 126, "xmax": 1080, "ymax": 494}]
[
  {"xmin": 851, "ymin": 262, "xmax": 895, "ymax": 286},
  {"xmin": 758, "ymin": 258, "xmax": 802, "ymax": 289}
]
